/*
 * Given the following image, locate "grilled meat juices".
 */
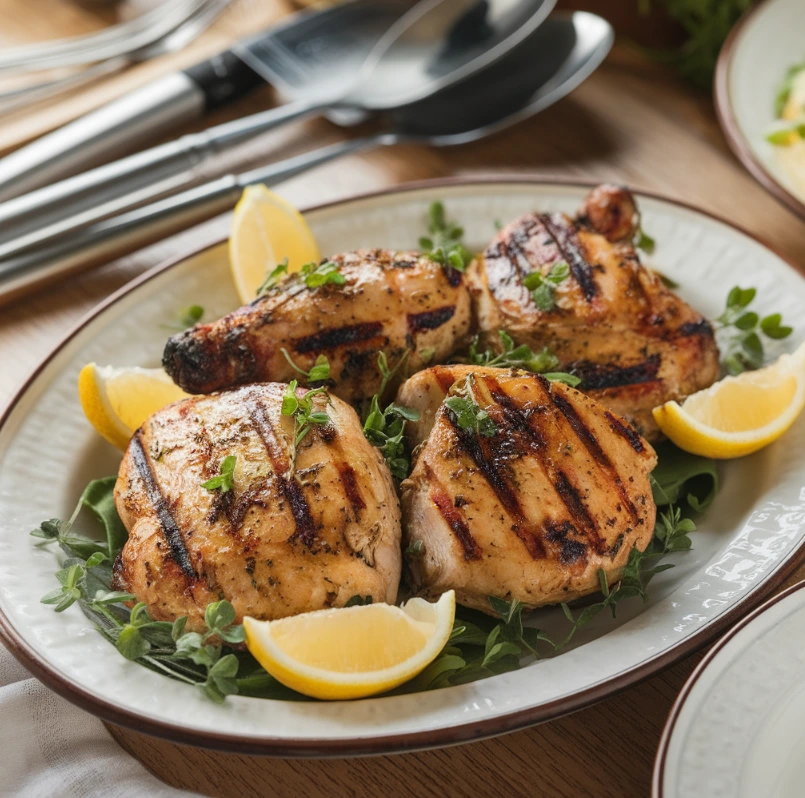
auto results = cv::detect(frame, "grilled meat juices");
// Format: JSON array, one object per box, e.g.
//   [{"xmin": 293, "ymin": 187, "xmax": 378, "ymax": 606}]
[
  {"xmin": 163, "ymin": 249, "xmax": 472, "ymax": 403},
  {"xmin": 400, "ymin": 368, "xmax": 657, "ymax": 612},
  {"xmin": 113, "ymin": 383, "xmax": 401, "ymax": 630},
  {"xmin": 467, "ymin": 185, "xmax": 720, "ymax": 440}
]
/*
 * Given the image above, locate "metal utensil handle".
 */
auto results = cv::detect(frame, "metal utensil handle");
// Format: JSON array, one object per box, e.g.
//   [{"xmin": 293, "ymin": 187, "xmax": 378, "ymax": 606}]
[
  {"xmin": 0, "ymin": 136, "xmax": 386, "ymax": 291},
  {"xmin": 0, "ymin": 93, "xmax": 327, "ymax": 228},
  {"xmin": 0, "ymin": 74, "xmax": 206, "ymax": 204}
]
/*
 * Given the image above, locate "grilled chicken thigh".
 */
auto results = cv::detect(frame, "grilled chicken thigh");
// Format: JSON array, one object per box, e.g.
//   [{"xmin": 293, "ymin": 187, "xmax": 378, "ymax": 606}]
[
  {"xmin": 113, "ymin": 383, "xmax": 401, "ymax": 630},
  {"xmin": 467, "ymin": 186, "xmax": 720, "ymax": 440},
  {"xmin": 163, "ymin": 250, "xmax": 472, "ymax": 403},
  {"xmin": 400, "ymin": 368, "xmax": 657, "ymax": 612}
]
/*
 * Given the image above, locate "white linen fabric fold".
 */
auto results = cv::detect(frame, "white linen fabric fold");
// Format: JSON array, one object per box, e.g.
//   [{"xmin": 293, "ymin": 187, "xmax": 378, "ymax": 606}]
[{"xmin": 0, "ymin": 644, "xmax": 199, "ymax": 798}]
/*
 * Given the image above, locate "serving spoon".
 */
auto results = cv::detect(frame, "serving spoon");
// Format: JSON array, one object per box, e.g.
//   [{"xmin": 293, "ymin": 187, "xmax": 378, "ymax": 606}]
[
  {"xmin": 0, "ymin": 12, "xmax": 613, "ymax": 303},
  {"xmin": 0, "ymin": 0, "xmax": 554, "ymax": 232}
]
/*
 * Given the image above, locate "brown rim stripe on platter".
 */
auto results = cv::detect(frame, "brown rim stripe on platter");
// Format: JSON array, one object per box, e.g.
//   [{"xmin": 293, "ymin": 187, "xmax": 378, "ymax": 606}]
[
  {"xmin": 714, "ymin": 0, "xmax": 805, "ymax": 222},
  {"xmin": 1, "ymin": 176, "xmax": 805, "ymax": 757},
  {"xmin": 652, "ymin": 579, "xmax": 805, "ymax": 797}
]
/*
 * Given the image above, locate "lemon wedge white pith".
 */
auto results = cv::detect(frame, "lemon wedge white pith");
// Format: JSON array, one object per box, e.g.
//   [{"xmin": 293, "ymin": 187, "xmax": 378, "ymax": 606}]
[
  {"xmin": 228, "ymin": 184, "xmax": 320, "ymax": 303},
  {"xmin": 243, "ymin": 591, "xmax": 456, "ymax": 700},
  {"xmin": 652, "ymin": 341, "xmax": 805, "ymax": 458},
  {"xmin": 78, "ymin": 364, "xmax": 189, "ymax": 450}
]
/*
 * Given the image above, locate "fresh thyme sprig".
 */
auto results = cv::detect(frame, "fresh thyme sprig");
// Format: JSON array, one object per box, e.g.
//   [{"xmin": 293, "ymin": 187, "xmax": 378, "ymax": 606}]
[
  {"xmin": 361, "ymin": 352, "xmax": 420, "ymax": 480},
  {"xmin": 715, "ymin": 286, "xmax": 793, "ymax": 375},
  {"xmin": 444, "ymin": 375, "xmax": 497, "ymax": 438},
  {"xmin": 256, "ymin": 258, "xmax": 346, "ymax": 297},
  {"xmin": 558, "ymin": 505, "xmax": 695, "ymax": 649},
  {"xmin": 523, "ymin": 261, "xmax": 569, "ymax": 311},
  {"xmin": 200, "ymin": 455, "xmax": 236, "ymax": 493},
  {"xmin": 282, "ymin": 381, "xmax": 331, "ymax": 456},
  {"xmin": 463, "ymin": 330, "xmax": 581, "ymax": 387},
  {"xmin": 419, "ymin": 201, "xmax": 473, "ymax": 272},
  {"xmin": 256, "ymin": 257, "xmax": 289, "ymax": 297},
  {"xmin": 280, "ymin": 349, "xmax": 330, "ymax": 386},
  {"xmin": 411, "ymin": 597, "xmax": 554, "ymax": 690}
]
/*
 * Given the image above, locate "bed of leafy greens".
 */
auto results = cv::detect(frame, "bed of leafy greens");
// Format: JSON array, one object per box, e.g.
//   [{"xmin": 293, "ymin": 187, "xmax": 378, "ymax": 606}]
[{"xmin": 31, "ymin": 443, "xmax": 717, "ymax": 703}]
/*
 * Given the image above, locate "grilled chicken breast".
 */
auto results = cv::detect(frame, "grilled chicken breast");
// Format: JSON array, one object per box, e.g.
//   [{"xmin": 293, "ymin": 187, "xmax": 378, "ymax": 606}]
[
  {"xmin": 400, "ymin": 368, "xmax": 657, "ymax": 612},
  {"xmin": 113, "ymin": 383, "xmax": 401, "ymax": 630},
  {"xmin": 163, "ymin": 250, "xmax": 472, "ymax": 404},
  {"xmin": 467, "ymin": 186, "xmax": 720, "ymax": 440}
]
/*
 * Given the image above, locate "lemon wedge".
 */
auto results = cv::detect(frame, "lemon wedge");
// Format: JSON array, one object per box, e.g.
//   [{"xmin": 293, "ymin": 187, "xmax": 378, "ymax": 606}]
[
  {"xmin": 78, "ymin": 364, "xmax": 189, "ymax": 450},
  {"xmin": 243, "ymin": 591, "xmax": 456, "ymax": 700},
  {"xmin": 229, "ymin": 184, "xmax": 320, "ymax": 303},
  {"xmin": 653, "ymin": 341, "xmax": 805, "ymax": 459}
]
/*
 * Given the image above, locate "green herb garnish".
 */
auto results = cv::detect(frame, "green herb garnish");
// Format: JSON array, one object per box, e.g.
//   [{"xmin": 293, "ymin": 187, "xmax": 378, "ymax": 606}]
[
  {"xmin": 281, "ymin": 380, "xmax": 331, "ymax": 451},
  {"xmin": 200, "ymin": 455, "xmax": 236, "ymax": 493},
  {"xmin": 444, "ymin": 375, "xmax": 497, "ymax": 438},
  {"xmin": 256, "ymin": 258, "xmax": 289, "ymax": 296},
  {"xmin": 162, "ymin": 304, "xmax": 205, "ymax": 331},
  {"xmin": 634, "ymin": 227, "xmax": 656, "ymax": 254},
  {"xmin": 280, "ymin": 349, "xmax": 330, "ymax": 385},
  {"xmin": 464, "ymin": 330, "xmax": 580, "ymax": 386},
  {"xmin": 362, "ymin": 352, "xmax": 420, "ymax": 480},
  {"xmin": 300, "ymin": 260, "xmax": 345, "ymax": 288},
  {"xmin": 419, "ymin": 201, "xmax": 473, "ymax": 272},
  {"xmin": 523, "ymin": 261, "xmax": 569, "ymax": 311},
  {"xmin": 715, "ymin": 285, "xmax": 793, "ymax": 374}
]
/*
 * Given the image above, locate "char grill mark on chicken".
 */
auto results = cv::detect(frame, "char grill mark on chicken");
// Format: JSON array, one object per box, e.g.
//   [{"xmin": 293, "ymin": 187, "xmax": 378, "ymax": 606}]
[
  {"xmin": 162, "ymin": 249, "xmax": 473, "ymax": 403},
  {"xmin": 467, "ymin": 186, "xmax": 720, "ymax": 440},
  {"xmin": 113, "ymin": 383, "xmax": 401, "ymax": 631},
  {"xmin": 400, "ymin": 368, "xmax": 657, "ymax": 613}
]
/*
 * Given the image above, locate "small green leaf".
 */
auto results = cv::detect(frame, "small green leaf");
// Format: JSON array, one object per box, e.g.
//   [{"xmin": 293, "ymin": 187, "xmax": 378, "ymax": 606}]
[
  {"xmin": 201, "ymin": 456, "xmax": 237, "ymax": 493},
  {"xmin": 734, "ymin": 311, "xmax": 759, "ymax": 330},
  {"xmin": 180, "ymin": 304, "xmax": 204, "ymax": 327},
  {"xmin": 256, "ymin": 258, "xmax": 289, "ymax": 296},
  {"xmin": 171, "ymin": 617, "xmax": 188, "ymax": 642},
  {"xmin": 634, "ymin": 228, "xmax": 656, "ymax": 254},
  {"xmin": 117, "ymin": 625, "xmax": 151, "ymax": 660},
  {"xmin": 205, "ymin": 600, "xmax": 236, "ymax": 631},
  {"xmin": 543, "ymin": 372, "xmax": 581, "ymax": 387},
  {"xmin": 345, "ymin": 595, "xmax": 373, "ymax": 607}
]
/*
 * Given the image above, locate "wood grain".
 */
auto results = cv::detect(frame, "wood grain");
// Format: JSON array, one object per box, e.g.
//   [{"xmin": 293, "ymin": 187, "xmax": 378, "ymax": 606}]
[{"xmin": 2, "ymin": 3, "xmax": 805, "ymax": 796}]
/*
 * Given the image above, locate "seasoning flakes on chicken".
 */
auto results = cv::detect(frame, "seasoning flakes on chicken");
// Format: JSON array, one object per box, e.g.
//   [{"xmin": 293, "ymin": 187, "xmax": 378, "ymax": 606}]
[
  {"xmin": 400, "ymin": 368, "xmax": 657, "ymax": 613},
  {"xmin": 467, "ymin": 185, "xmax": 720, "ymax": 440},
  {"xmin": 113, "ymin": 383, "xmax": 401, "ymax": 630},
  {"xmin": 163, "ymin": 249, "xmax": 473, "ymax": 403}
]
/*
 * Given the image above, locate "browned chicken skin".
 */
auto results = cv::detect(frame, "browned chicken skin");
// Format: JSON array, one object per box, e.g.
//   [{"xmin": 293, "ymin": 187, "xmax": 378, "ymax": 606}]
[
  {"xmin": 113, "ymin": 383, "xmax": 401, "ymax": 630},
  {"xmin": 163, "ymin": 249, "xmax": 472, "ymax": 403},
  {"xmin": 400, "ymin": 368, "xmax": 657, "ymax": 613},
  {"xmin": 467, "ymin": 187, "xmax": 720, "ymax": 440}
]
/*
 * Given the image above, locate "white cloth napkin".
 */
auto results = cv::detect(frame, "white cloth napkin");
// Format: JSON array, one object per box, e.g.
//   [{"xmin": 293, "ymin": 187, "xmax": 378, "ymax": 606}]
[{"xmin": 0, "ymin": 644, "xmax": 200, "ymax": 798}]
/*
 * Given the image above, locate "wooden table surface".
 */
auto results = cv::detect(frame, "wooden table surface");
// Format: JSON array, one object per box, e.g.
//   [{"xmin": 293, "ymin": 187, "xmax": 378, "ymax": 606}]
[{"xmin": 3, "ymin": 3, "xmax": 805, "ymax": 797}]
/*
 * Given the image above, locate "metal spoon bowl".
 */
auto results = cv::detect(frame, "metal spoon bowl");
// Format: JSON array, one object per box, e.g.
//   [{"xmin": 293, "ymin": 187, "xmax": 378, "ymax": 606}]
[{"xmin": 0, "ymin": 12, "xmax": 613, "ymax": 301}]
